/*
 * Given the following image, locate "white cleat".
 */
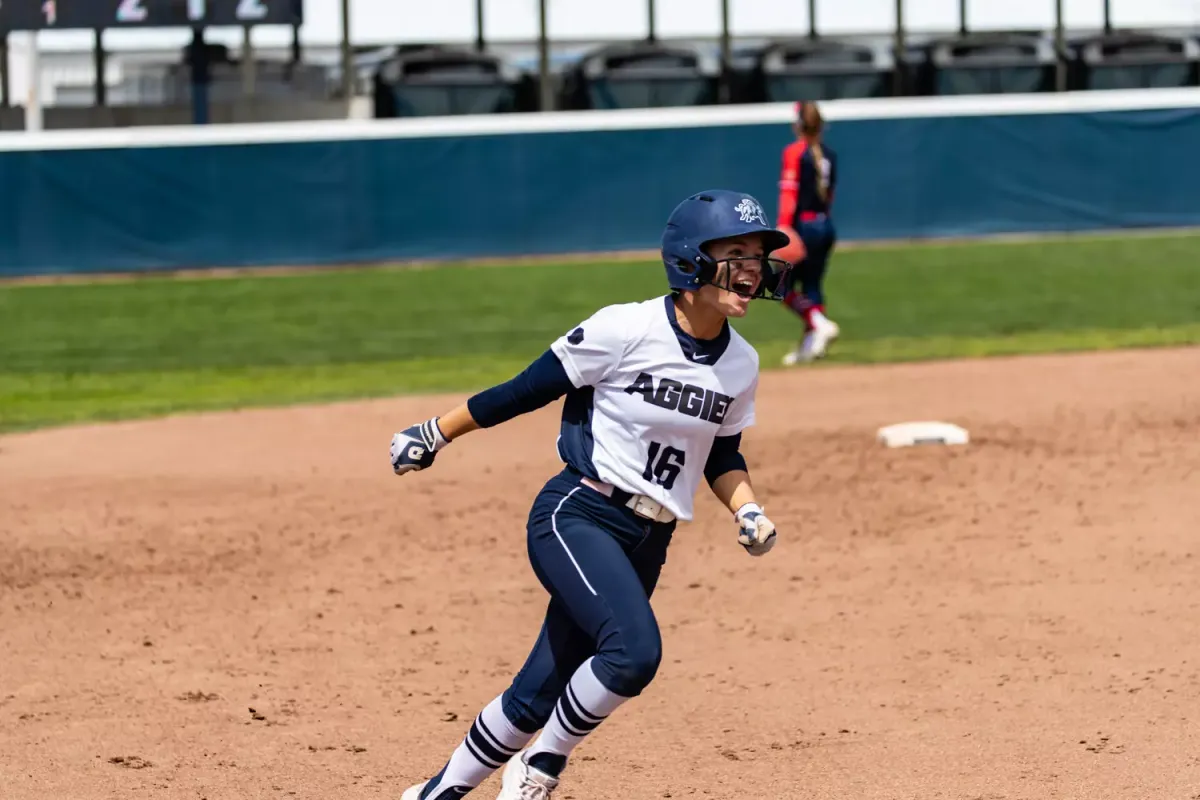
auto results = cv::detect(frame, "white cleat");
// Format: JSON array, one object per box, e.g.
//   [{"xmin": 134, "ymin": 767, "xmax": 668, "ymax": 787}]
[
  {"xmin": 782, "ymin": 311, "xmax": 841, "ymax": 366},
  {"xmin": 808, "ymin": 318, "xmax": 840, "ymax": 359},
  {"xmin": 401, "ymin": 782, "xmax": 427, "ymax": 800},
  {"xmin": 403, "ymin": 781, "xmax": 472, "ymax": 800},
  {"xmin": 496, "ymin": 751, "xmax": 559, "ymax": 800},
  {"xmin": 784, "ymin": 319, "xmax": 840, "ymax": 365}
]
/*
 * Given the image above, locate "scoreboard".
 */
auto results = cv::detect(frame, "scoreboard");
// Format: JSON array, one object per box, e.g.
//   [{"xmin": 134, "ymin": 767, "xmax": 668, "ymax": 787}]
[{"xmin": 0, "ymin": 0, "xmax": 302, "ymax": 30}]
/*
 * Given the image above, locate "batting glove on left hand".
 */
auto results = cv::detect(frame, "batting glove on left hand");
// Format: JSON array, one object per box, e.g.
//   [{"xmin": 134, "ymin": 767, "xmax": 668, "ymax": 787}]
[
  {"xmin": 390, "ymin": 417, "xmax": 449, "ymax": 476},
  {"xmin": 735, "ymin": 503, "xmax": 777, "ymax": 556}
]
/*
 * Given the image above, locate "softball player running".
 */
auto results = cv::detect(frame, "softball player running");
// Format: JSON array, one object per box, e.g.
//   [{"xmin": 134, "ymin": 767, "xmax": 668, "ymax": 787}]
[{"xmin": 390, "ymin": 189, "xmax": 788, "ymax": 800}]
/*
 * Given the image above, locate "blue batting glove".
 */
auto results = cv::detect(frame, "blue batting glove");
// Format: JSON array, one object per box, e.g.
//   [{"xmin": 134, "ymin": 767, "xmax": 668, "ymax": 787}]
[
  {"xmin": 735, "ymin": 502, "xmax": 777, "ymax": 556},
  {"xmin": 390, "ymin": 417, "xmax": 449, "ymax": 475}
]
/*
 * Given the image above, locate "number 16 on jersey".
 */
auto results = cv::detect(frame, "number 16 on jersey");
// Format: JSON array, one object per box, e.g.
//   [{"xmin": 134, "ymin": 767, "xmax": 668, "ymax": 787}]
[{"xmin": 643, "ymin": 441, "xmax": 685, "ymax": 491}]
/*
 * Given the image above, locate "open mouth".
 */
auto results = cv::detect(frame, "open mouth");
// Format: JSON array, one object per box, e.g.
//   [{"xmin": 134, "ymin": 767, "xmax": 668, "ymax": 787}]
[{"xmin": 730, "ymin": 278, "xmax": 757, "ymax": 297}]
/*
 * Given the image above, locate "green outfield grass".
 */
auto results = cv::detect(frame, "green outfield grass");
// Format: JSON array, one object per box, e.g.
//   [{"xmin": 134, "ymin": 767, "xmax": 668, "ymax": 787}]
[{"xmin": 3, "ymin": 231, "xmax": 1200, "ymax": 433}]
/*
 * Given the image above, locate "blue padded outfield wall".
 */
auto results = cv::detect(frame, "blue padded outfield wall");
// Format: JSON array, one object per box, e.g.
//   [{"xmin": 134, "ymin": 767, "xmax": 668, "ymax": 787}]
[{"xmin": 3, "ymin": 89, "xmax": 1200, "ymax": 277}]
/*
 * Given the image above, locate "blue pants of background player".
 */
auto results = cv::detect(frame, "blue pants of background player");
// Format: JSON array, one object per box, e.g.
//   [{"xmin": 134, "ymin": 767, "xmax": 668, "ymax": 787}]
[
  {"xmin": 501, "ymin": 467, "xmax": 676, "ymax": 731},
  {"xmin": 785, "ymin": 215, "xmax": 838, "ymax": 316}
]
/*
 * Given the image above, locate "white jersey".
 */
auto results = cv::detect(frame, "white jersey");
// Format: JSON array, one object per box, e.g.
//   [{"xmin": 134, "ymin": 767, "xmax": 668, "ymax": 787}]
[{"xmin": 549, "ymin": 295, "xmax": 760, "ymax": 522}]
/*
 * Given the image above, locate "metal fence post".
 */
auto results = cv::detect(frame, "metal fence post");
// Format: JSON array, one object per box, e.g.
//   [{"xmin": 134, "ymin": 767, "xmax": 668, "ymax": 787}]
[
  {"xmin": 538, "ymin": 0, "xmax": 553, "ymax": 111},
  {"xmin": 475, "ymin": 0, "xmax": 485, "ymax": 52},
  {"xmin": 340, "ymin": 0, "xmax": 353, "ymax": 101},
  {"xmin": 1055, "ymin": 0, "xmax": 1067, "ymax": 91}
]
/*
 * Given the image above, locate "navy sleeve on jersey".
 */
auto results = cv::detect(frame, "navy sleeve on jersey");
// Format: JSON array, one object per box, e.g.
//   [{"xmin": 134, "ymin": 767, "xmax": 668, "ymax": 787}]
[
  {"xmin": 704, "ymin": 433, "xmax": 747, "ymax": 485},
  {"xmin": 467, "ymin": 349, "xmax": 574, "ymax": 429}
]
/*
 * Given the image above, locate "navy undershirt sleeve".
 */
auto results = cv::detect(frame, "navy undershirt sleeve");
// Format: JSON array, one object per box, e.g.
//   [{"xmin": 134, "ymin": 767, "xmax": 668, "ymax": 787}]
[
  {"xmin": 704, "ymin": 433, "xmax": 748, "ymax": 485},
  {"xmin": 467, "ymin": 349, "xmax": 575, "ymax": 429}
]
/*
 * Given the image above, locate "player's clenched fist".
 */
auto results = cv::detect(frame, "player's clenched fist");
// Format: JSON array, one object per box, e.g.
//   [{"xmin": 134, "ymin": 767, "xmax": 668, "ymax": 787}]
[
  {"xmin": 734, "ymin": 503, "xmax": 777, "ymax": 556},
  {"xmin": 390, "ymin": 417, "xmax": 449, "ymax": 475}
]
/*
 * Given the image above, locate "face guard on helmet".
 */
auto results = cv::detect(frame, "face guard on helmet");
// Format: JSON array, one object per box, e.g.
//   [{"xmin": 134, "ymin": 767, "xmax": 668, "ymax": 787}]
[{"xmin": 660, "ymin": 190, "xmax": 793, "ymax": 301}]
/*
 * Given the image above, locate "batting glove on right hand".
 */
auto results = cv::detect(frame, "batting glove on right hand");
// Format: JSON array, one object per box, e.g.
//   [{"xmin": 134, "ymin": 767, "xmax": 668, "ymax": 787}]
[
  {"xmin": 390, "ymin": 417, "xmax": 449, "ymax": 476},
  {"xmin": 735, "ymin": 503, "xmax": 777, "ymax": 557}
]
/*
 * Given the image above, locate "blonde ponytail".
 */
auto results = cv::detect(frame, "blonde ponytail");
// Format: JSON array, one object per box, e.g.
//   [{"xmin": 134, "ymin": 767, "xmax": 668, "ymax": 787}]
[
  {"xmin": 810, "ymin": 141, "xmax": 829, "ymax": 203},
  {"xmin": 799, "ymin": 102, "xmax": 830, "ymax": 204}
]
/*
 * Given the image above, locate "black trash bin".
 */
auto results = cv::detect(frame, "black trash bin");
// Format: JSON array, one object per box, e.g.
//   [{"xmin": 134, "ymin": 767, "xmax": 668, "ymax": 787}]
[
  {"xmin": 374, "ymin": 47, "xmax": 537, "ymax": 117},
  {"xmin": 558, "ymin": 41, "xmax": 720, "ymax": 111},
  {"xmin": 1070, "ymin": 31, "xmax": 1199, "ymax": 90},
  {"xmin": 916, "ymin": 32, "xmax": 1056, "ymax": 95},
  {"xmin": 730, "ymin": 38, "xmax": 892, "ymax": 104}
]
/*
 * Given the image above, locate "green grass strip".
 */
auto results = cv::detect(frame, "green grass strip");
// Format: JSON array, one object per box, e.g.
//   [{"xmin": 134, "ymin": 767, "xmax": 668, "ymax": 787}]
[{"xmin": 2, "ymin": 232, "xmax": 1198, "ymax": 432}]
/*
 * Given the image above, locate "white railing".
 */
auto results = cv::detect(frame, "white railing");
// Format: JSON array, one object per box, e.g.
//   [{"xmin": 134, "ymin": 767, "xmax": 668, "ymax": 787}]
[{"xmin": 2, "ymin": 83, "xmax": 1199, "ymax": 151}]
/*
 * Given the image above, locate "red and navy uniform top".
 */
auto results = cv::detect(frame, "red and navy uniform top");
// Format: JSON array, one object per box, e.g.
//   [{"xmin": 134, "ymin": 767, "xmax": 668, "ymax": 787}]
[{"xmin": 777, "ymin": 139, "xmax": 838, "ymax": 229}]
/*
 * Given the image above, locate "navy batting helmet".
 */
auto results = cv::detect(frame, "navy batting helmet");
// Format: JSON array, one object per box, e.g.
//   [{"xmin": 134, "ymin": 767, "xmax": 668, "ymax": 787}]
[{"xmin": 661, "ymin": 190, "xmax": 792, "ymax": 300}]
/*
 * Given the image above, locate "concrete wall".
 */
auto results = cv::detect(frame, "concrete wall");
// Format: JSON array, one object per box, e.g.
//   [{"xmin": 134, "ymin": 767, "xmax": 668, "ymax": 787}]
[{"xmin": 3, "ymin": 88, "xmax": 1200, "ymax": 277}]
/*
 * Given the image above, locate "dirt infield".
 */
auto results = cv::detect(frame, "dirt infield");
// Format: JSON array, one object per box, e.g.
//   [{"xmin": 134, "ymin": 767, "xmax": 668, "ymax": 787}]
[{"xmin": 3, "ymin": 347, "xmax": 1199, "ymax": 800}]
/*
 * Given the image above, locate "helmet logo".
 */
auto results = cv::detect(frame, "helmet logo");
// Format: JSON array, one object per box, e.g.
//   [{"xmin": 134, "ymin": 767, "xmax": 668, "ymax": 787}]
[{"xmin": 734, "ymin": 198, "xmax": 767, "ymax": 226}]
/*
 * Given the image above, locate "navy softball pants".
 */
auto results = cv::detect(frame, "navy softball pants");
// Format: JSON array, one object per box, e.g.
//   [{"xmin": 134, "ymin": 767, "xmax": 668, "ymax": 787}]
[
  {"xmin": 791, "ymin": 216, "xmax": 838, "ymax": 308},
  {"xmin": 500, "ymin": 468, "xmax": 676, "ymax": 733}
]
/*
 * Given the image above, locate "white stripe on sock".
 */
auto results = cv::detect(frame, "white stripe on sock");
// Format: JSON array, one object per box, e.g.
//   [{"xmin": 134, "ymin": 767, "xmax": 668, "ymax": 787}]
[
  {"xmin": 564, "ymin": 683, "xmax": 604, "ymax": 723},
  {"xmin": 477, "ymin": 695, "xmax": 528, "ymax": 754},
  {"xmin": 525, "ymin": 658, "xmax": 632, "ymax": 762},
  {"xmin": 422, "ymin": 695, "xmax": 534, "ymax": 796}
]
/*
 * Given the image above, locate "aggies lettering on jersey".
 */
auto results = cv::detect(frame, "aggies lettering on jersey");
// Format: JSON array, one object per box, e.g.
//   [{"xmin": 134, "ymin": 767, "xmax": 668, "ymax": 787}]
[{"xmin": 549, "ymin": 295, "xmax": 760, "ymax": 522}]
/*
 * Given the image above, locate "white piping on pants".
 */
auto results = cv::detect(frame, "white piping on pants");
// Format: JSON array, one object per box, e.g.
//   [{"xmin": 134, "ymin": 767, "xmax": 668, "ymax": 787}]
[{"xmin": 551, "ymin": 487, "xmax": 597, "ymax": 596}]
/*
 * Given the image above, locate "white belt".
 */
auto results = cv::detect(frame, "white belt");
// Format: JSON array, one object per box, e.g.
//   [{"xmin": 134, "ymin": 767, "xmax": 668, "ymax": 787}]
[{"xmin": 579, "ymin": 476, "xmax": 676, "ymax": 524}]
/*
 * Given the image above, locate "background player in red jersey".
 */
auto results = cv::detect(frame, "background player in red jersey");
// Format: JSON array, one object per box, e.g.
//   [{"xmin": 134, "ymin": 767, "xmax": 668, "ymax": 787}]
[{"xmin": 775, "ymin": 101, "xmax": 840, "ymax": 365}]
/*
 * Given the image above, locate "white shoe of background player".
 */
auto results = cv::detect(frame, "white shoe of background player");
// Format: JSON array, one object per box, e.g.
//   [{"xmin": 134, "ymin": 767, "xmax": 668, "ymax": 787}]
[
  {"xmin": 782, "ymin": 316, "xmax": 841, "ymax": 365},
  {"xmin": 804, "ymin": 315, "xmax": 840, "ymax": 361},
  {"xmin": 495, "ymin": 751, "xmax": 559, "ymax": 799}
]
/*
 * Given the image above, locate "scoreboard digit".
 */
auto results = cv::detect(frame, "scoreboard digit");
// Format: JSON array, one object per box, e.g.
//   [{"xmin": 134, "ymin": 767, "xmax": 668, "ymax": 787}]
[
  {"xmin": 2, "ymin": 0, "xmax": 193, "ymax": 29},
  {"xmin": 116, "ymin": 0, "xmax": 149, "ymax": 23},
  {"xmin": 0, "ymin": 0, "xmax": 301, "ymax": 29},
  {"xmin": 207, "ymin": 0, "xmax": 301, "ymax": 26},
  {"xmin": 237, "ymin": 0, "xmax": 266, "ymax": 20}
]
